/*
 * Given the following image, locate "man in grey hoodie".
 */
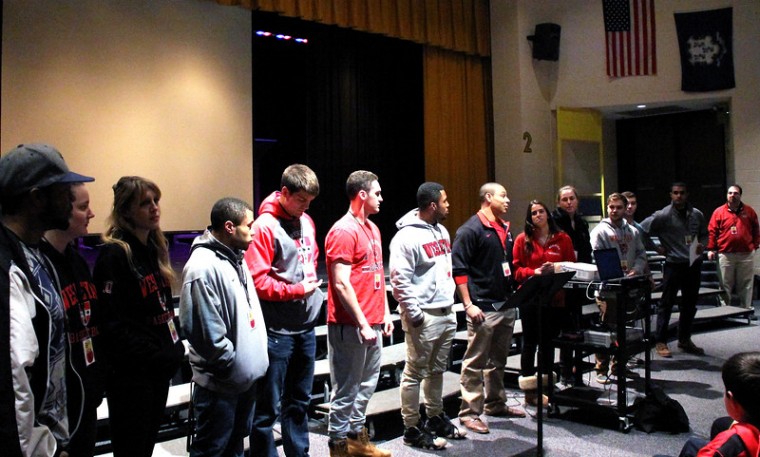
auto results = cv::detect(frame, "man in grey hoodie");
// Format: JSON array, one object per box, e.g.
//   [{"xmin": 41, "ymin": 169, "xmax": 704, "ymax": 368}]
[
  {"xmin": 590, "ymin": 193, "xmax": 648, "ymax": 384},
  {"xmin": 180, "ymin": 197, "xmax": 269, "ymax": 457},
  {"xmin": 390, "ymin": 182, "xmax": 465, "ymax": 450}
]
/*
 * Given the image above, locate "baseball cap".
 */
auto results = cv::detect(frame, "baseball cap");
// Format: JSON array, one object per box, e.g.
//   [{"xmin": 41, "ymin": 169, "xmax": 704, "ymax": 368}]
[{"xmin": 0, "ymin": 143, "xmax": 94, "ymax": 197}]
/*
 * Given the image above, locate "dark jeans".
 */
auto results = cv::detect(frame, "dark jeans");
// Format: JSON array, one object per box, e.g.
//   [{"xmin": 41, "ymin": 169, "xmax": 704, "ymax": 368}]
[
  {"xmin": 65, "ymin": 383, "xmax": 104, "ymax": 457},
  {"xmin": 107, "ymin": 369, "xmax": 171, "ymax": 457},
  {"xmin": 656, "ymin": 261, "xmax": 701, "ymax": 344},
  {"xmin": 190, "ymin": 382, "xmax": 258, "ymax": 457},
  {"xmin": 654, "ymin": 417, "xmax": 732, "ymax": 457},
  {"xmin": 251, "ymin": 329, "xmax": 316, "ymax": 457}
]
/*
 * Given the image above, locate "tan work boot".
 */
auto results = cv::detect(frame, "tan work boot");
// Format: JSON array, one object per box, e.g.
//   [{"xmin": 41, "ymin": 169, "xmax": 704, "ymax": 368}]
[
  {"xmin": 328, "ymin": 438, "xmax": 350, "ymax": 457},
  {"xmin": 655, "ymin": 342, "xmax": 672, "ymax": 358},
  {"xmin": 347, "ymin": 427, "xmax": 392, "ymax": 457}
]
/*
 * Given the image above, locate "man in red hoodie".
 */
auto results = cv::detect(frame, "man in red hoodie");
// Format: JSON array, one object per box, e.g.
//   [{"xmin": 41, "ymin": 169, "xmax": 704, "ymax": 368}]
[{"xmin": 245, "ymin": 164, "xmax": 324, "ymax": 457}]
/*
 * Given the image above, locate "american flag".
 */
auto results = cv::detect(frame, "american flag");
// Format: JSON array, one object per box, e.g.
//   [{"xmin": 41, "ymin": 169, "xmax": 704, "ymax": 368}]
[{"xmin": 603, "ymin": 0, "xmax": 657, "ymax": 77}]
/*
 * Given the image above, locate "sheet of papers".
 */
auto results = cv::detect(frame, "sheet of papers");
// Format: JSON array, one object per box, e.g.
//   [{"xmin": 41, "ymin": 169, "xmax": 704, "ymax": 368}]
[{"xmin": 689, "ymin": 237, "xmax": 699, "ymax": 266}]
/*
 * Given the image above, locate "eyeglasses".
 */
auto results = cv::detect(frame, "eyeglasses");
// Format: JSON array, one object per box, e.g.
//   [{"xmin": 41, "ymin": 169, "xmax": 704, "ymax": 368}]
[{"xmin": 671, "ymin": 190, "xmax": 686, "ymax": 195}]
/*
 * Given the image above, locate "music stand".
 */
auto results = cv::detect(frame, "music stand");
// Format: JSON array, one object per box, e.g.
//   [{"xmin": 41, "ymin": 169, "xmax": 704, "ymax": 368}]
[{"xmin": 511, "ymin": 270, "xmax": 576, "ymax": 457}]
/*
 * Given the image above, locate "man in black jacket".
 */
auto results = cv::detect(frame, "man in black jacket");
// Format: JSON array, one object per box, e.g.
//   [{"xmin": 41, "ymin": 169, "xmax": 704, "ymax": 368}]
[
  {"xmin": 452, "ymin": 182, "xmax": 525, "ymax": 435},
  {"xmin": 0, "ymin": 143, "xmax": 93, "ymax": 457}
]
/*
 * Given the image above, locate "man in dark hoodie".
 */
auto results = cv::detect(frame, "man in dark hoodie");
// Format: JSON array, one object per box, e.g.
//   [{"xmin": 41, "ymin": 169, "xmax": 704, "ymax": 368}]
[
  {"xmin": 245, "ymin": 164, "xmax": 324, "ymax": 457},
  {"xmin": 180, "ymin": 197, "xmax": 268, "ymax": 457},
  {"xmin": 1, "ymin": 143, "xmax": 94, "ymax": 457}
]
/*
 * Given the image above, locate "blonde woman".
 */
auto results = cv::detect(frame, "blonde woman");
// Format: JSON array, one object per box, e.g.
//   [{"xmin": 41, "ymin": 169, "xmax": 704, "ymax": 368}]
[{"xmin": 93, "ymin": 176, "xmax": 183, "ymax": 457}]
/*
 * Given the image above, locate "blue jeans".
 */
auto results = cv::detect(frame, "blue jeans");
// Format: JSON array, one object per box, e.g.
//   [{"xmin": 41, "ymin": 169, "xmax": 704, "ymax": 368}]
[
  {"xmin": 190, "ymin": 382, "xmax": 258, "ymax": 457},
  {"xmin": 251, "ymin": 330, "xmax": 316, "ymax": 457}
]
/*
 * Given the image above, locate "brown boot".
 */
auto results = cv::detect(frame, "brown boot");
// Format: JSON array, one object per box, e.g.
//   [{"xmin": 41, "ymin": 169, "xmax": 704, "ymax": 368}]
[
  {"xmin": 328, "ymin": 438, "xmax": 350, "ymax": 457},
  {"xmin": 347, "ymin": 427, "xmax": 392, "ymax": 457}
]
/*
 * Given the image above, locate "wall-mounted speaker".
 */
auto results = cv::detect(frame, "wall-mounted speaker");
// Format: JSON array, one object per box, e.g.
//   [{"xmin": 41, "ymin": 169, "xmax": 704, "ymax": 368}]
[{"xmin": 527, "ymin": 23, "xmax": 561, "ymax": 61}]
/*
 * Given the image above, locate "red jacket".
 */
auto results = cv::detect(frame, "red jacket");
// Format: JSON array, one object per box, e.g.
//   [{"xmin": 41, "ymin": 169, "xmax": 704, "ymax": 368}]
[
  {"xmin": 707, "ymin": 203, "xmax": 760, "ymax": 253},
  {"xmin": 698, "ymin": 421, "xmax": 759, "ymax": 457},
  {"xmin": 512, "ymin": 231, "xmax": 575, "ymax": 307}
]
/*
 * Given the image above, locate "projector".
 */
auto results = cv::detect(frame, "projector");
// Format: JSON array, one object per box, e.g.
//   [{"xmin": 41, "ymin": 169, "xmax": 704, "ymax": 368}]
[
  {"xmin": 584, "ymin": 328, "xmax": 644, "ymax": 347},
  {"xmin": 556, "ymin": 262, "xmax": 598, "ymax": 281}
]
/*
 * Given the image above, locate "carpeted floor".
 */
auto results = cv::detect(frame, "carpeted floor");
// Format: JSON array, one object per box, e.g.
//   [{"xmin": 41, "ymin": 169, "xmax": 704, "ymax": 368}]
[
  {"xmin": 144, "ymin": 306, "xmax": 758, "ymax": 457},
  {"xmin": 285, "ymin": 307, "xmax": 758, "ymax": 457}
]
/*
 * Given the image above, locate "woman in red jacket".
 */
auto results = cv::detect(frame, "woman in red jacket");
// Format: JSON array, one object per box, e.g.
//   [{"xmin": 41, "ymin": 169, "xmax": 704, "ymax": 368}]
[{"xmin": 513, "ymin": 200, "xmax": 576, "ymax": 407}]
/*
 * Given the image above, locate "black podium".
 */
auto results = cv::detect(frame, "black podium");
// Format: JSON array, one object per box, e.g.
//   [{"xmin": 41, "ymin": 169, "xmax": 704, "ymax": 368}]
[{"xmin": 511, "ymin": 270, "xmax": 576, "ymax": 457}]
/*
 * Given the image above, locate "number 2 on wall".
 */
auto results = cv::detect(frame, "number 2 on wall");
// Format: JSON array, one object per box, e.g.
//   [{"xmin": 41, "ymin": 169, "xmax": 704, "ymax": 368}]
[{"xmin": 523, "ymin": 131, "xmax": 533, "ymax": 153}]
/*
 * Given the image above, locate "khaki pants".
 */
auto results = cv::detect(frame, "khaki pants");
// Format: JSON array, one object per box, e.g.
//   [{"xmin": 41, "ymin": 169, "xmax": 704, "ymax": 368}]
[
  {"xmin": 717, "ymin": 252, "xmax": 756, "ymax": 309},
  {"xmin": 399, "ymin": 308, "xmax": 457, "ymax": 428},
  {"xmin": 458, "ymin": 308, "xmax": 517, "ymax": 419}
]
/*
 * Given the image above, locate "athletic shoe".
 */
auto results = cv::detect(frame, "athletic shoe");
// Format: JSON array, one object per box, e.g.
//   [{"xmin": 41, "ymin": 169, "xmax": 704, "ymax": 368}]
[
  {"xmin": 403, "ymin": 426, "xmax": 447, "ymax": 450},
  {"xmin": 425, "ymin": 413, "xmax": 468, "ymax": 439}
]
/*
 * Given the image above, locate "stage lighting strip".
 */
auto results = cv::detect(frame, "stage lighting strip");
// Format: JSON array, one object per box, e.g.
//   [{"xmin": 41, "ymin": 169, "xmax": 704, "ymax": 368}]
[{"xmin": 256, "ymin": 30, "xmax": 308, "ymax": 44}]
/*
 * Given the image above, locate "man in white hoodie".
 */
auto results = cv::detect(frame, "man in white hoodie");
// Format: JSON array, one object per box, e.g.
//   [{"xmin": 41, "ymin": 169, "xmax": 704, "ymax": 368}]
[{"xmin": 390, "ymin": 182, "xmax": 465, "ymax": 450}]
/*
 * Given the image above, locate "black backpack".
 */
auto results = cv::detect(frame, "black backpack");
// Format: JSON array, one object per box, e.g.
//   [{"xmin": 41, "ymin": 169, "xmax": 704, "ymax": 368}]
[{"xmin": 633, "ymin": 384, "xmax": 690, "ymax": 434}]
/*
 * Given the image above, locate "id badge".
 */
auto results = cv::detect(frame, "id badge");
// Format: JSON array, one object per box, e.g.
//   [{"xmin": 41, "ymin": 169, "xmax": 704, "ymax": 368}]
[
  {"xmin": 374, "ymin": 273, "xmax": 382, "ymax": 290},
  {"xmin": 731, "ymin": 226, "xmax": 738, "ymax": 235},
  {"xmin": 83, "ymin": 337, "xmax": 95, "ymax": 366},
  {"xmin": 168, "ymin": 320, "xmax": 180, "ymax": 343},
  {"xmin": 302, "ymin": 259, "xmax": 317, "ymax": 281},
  {"xmin": 620, "ymin": 260, "xmax": 629, "ymax": 272},
  {"xmin": 501, "ymin": 261, "xmax": 512, "ymax": 277},
  {"xmin": 685, "ymin": 235, "xmax": 693, "ymax": 245},
  {"xmin": 248, "ymin": 309, "xmax": 256, "ymax": 328}
]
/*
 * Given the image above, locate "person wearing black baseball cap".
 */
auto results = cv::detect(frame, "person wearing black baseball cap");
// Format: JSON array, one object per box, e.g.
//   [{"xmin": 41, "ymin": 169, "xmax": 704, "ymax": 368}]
[{"xmin": 0, "ymin": 143, "xmax": 93, "ymax": 457}]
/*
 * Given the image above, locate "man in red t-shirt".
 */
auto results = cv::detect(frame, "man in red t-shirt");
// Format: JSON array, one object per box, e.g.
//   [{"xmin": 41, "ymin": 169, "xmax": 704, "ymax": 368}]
[{"xmin": 324, "ymin": 170, "xmax": 394, "ymax": 457}]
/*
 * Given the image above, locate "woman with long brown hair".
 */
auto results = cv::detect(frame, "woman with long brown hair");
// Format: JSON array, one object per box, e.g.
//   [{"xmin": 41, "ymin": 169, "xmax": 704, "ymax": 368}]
[
  {"xmin": 93, "ymin": 176, "xmax": 183, "ymax": 457},
  {"xmin": 512, "ymin": 200, "xmax": 576, "ymax": 407}
]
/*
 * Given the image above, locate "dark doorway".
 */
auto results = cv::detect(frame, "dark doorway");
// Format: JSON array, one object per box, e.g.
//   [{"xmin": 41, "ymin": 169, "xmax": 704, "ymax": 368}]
[
  {"xmin": 253, "ymin": 12, "xmax": 425, "ymax": 261},
  {"xmin": 617, "ymin": 109, "xmax": 727, "ymax": 218}
]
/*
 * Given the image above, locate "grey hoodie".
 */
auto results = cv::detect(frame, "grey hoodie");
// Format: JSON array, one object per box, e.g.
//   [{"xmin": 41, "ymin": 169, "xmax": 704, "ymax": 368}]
[
  {"xmin": 389, "ymin": 209, "xmax": 456, "ymax": 323},
  {"xmin": 179, "ymin": 231, "xmax": 268, "ymax": 394},
  {"xmin": 590, "ymin": 218, "xmax": 648, "ymax": 275}
]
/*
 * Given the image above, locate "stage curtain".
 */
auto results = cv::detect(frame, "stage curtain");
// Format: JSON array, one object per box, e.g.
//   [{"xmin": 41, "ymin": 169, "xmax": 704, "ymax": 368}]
[
  {"xmin": 220, "ymin": 0, "xmax": 490, "ymax": 57},
  {"xmin": 423, "ymin": 46, "xmax": 491, "ymax": 232}
]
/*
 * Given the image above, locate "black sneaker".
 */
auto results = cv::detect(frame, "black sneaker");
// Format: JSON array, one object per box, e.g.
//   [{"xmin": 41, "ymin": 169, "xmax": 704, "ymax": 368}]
[
  {"xmin": 425, "ymin": 413, "xmax": 467, "ymax": 439},
  {"xmin": 403, "ymin": 426, "xmax": 447, "ymax": 449}
]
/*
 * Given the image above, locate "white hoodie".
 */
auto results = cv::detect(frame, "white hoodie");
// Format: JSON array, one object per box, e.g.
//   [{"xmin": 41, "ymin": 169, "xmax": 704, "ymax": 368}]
[{"xmin": 389, "ymin": 209, "xmax": 456, "ymax": 323}]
